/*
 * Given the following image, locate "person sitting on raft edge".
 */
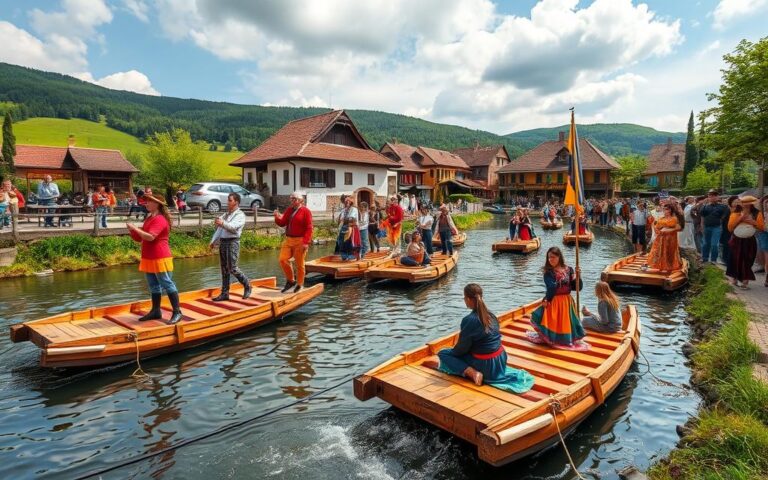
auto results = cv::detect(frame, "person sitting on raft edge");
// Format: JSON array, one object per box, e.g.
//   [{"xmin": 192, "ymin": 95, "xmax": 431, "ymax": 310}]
[{"xmin": 423, "ymin": 283, "xmax": 534, "ymax": 394}]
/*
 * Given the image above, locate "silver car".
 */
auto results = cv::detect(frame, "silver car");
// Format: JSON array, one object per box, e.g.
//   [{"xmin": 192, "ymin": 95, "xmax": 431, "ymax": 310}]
[{"xmin": 185, "ymin": 182, "xmax": 265, "ymax": 213}]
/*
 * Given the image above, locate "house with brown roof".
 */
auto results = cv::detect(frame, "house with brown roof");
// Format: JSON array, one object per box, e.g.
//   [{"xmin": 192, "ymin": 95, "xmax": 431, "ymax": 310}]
[
  {"xmin": 496, "ymin": 131, "xmax": 619, "ymax": 202},
  {"xmin": 11, "ymin": 142, "xmax": 138, "ymax": 196},
  {"xmin": 644, "ymin": 138, "xmax": 685, "ymax": 191},
  {"xmin": 231, "ymin": 110, "xmax": 399, "ymax": 211},
  {"xmin": 380, "ymin": 141, "xmax": 428, "ymax": 200},
  {"xmin": 452, "ymin": 144, "xmax": 512, "ymax": 199}
]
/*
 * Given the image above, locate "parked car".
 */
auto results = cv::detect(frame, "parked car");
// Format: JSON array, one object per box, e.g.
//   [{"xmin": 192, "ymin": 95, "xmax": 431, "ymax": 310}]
[{"xmin": 185, "ymin": 182, "xmax": 265, "ymax": 213}]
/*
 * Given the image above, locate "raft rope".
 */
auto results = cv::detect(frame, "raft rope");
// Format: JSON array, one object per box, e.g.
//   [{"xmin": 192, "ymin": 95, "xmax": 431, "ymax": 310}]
[
  {"xmin": 128, "ymin": 332, "xmax": 151, "ymax": 381},
  {"xmin": 637, "ymin": 349, "xmax": 687, "ymax": 391},
  {"xmin": 549, "ymin": 396, "xmax": 587, "ymax": 480},
  {"xmin": 72, "ymin": 372, "xmax": 357, "ymax": 480}
]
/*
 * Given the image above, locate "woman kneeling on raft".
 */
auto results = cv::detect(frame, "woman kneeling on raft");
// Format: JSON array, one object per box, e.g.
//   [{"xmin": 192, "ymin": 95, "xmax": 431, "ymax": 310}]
[
  {"xmin": 581, "ymin": 281, "xmax": 622, "ymax": 333},
  {"xmin": 423, "ymin": 284, "xmax": 534, "ymax": 393}
]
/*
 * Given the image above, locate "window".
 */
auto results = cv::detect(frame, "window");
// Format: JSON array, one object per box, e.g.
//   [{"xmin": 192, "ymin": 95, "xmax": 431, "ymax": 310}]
[
  {"xmin": 283, "ymin": 169, "xmax": 289, "ymax": 185},
  {"xmin": 368, "ymin": 173, "xmax": 375, "ymax": 186},
  {"xmin": 246, "ymin": 172, "xmax": 253, "ymax": 185},
  {"xmin": 344, "ymin": 172, "xmax": 353, "ymax": 185},
  {"xmin": 535, "ymin": 173, "xmax": 543, "ymax": 184},
  {"xmin": 557, "ymin": 173, "xmax": 563, "ymax": 184},
  {"xmin": 519, "ymin": 173, "xmax": 525, "ymax": 183},
  {"xmin": 300, "ymin": 168, "xmax": 336, "ymax": 188},
  {"xmin": 648, "ymin": 176, "xmax": 658, "ymax": 187},
  {"xmin": 546, "ymin": 174, "xmax": 552, "ymax": 184},
  {"xmin": 593, "ymin": 171, "xmax": 601, "ymax": 183}
]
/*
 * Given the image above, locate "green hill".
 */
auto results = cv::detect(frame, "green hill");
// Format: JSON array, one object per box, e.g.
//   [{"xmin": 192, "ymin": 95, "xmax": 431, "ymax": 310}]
[{"xmin": 506, "ymin": 123, "xmax": 687, "ymax": 156}]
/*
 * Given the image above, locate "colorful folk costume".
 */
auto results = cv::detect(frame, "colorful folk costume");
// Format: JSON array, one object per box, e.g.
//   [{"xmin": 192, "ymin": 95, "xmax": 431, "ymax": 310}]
[
  {"xmin": 438, "ymin": 311, "xmax": 534, "ymax": 393},
  {"xmin": 726, "ymin": 210, "xmax": 764, "ymax": 285},
  {"xmin": 384, "ymin": 203, "xmax": 404, "ymax": 254},
  {"xmin": 340, "ymin": 223, "xmax": 362, "ymax": 261},
  {"xmin": 646, "ymin": 216, "xmax": 682, "ymax": 272},
  {"xmin": 527, "ymin": 267, "xmax": 589, "ymax": 351}
]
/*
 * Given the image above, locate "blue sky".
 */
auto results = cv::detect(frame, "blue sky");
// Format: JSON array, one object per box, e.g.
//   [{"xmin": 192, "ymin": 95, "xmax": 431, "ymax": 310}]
[{"xmin": 0, "ymin": 0, "xmax": 766, "ymax": 134}]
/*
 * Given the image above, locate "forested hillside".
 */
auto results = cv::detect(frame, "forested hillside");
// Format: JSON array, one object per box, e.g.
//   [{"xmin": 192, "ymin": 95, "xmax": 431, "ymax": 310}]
[{"xmin": 507, "ymin": 124, "xmax": 687, "ymax": 156}]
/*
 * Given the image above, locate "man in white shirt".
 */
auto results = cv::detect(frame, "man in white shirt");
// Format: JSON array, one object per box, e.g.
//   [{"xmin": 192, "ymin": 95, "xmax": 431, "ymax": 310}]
[{"xmin": 209, "ymin": 192, "xmax": 251, "ymax": 301}]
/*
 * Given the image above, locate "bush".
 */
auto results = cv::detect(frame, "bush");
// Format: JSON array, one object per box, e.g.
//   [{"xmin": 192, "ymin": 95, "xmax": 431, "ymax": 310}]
[{"xmin": 447, "ymin": 193, "xmax": 479, "ymax": 203}]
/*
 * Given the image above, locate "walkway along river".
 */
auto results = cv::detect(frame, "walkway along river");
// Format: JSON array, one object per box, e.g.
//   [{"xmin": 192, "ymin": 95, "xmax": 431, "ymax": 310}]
[{"xmin": 0, "ymin": 217, "xmax": 698, "ymax": 479}]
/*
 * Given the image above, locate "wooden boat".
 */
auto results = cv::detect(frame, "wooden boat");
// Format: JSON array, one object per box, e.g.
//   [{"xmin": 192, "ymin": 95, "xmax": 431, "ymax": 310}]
[
  {"xmin": 540, "ymin": 219, "xmax": 563, "ymax": 230},
  {"xmin": 354, "ymin": 301, "xmax": 640, "ymax": 466},
  {"xmin": 563, "ymin": 231, "xmax": 594, "ymax": 245},
  {"xmin": 9, "ymin": 277, "xmax": 324, "ymax": 368},
  {"xmin": 365, "ymin": 251, "xmax": 459, "ymax": 283},
  {"xmin": 306, "ymin": 250, "xmax": 391, "ymax": 279},
  {"xmin": 432, "ymin": 231, "xmax": 467, "ymax": 247},
  {"xmin": 484, "ymin": 205, "xmax": 506, "ymax": 215},
  {"xmin": 492, "ymin": 237, "xmax": 541, "ymax": 254},
  {"xmin": 601, "ymin": 253, "xmax": 689, "ymax": 291}
]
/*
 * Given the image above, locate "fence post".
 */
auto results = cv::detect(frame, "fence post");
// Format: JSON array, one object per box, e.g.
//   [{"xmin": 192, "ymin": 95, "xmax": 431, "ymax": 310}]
[
  {"xmin": 198, "ymin": 207, "xmax": 203, "ymax": 230},
  {"xmin": 11, "ymin": 210, "xmax": 19, "ymax": 244},
  {"xmin": 253, "ymin": 205, "xmax": 258, "ymax": 232},
  {"xmin": 92, "ymin": 211, "xmax": 99, "ymax": 236}
]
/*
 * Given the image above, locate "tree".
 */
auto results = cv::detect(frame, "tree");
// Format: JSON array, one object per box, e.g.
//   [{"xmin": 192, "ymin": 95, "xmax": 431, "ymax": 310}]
[
  {"xmin": 223, "ymin": 141, "xmax": 232, "ymax": 152},
  {"xmin": 682, "ymin": 111, "xmax": 698, "ymax": 184},
  {"xmin": 683, "ymin": 165, "xmax": 719, "ymax": 195},
  {"xmin": 1, "ymin": 111, "xmax": 16, "ymax": 176},
  {"xmin": 143, "ymin": 129, "xmax": 210, "ymax": 204},
  {"xmin": 700, "ymin": 37, "xmax": 768, "ymax": 196},
  {"xmin": 613, "ymin": 154, "xmax": 648, "ymax": 192}
]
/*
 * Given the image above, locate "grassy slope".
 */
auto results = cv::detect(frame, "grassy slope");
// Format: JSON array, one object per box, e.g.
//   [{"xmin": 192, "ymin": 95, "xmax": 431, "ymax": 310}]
[{"xmin": 13, "ymin": 118, "xmax": 241, "ymax": 180}]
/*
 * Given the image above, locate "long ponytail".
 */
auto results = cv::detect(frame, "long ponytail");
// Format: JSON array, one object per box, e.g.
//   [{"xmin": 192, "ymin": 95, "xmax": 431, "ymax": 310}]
[
  {"xmin": 157, "ymin": 202, "xmax": 172, "ymax": 228},
  {"xmin": 464, "ymin": 283, "xmax": 494, "ymax": 332}
]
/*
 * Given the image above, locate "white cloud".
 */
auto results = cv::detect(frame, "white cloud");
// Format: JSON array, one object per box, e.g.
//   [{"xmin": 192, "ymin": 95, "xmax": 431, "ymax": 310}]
[
  {"xmin": 0, "ymin": 21, "xmax": 88, "ymax": 73},
  {"xmin": 712, "ymin": 0, "xmax": 768, "ymax": 29},
  {"xmin": 122, "ymin": 0, "xmax": 149, "ymax": 22},
  {"xmin": 76, "ymin": 70, "xmax": 160, "ymax": 95},
  {"xmin": 29, "ymin": 0, "xmax": 112, "ymax": 39}
]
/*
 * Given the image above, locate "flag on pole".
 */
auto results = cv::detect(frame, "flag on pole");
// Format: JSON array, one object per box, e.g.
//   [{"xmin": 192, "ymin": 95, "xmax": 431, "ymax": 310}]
[{"xmin": 564, "ymin": 109, "xmax": 584, "ymax": 211}]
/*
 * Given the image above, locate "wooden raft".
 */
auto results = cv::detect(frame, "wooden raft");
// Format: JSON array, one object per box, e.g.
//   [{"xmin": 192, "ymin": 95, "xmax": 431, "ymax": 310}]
[
  {"xmin": 492, "ymin": 237, "xmax": 541, "ymax": 254},
  {"xmin": 432, "ymin": 231, "xmax": 467, "ymax": 247},
  {"xmin": 9, "ymin": 277, "xmax": 324, "ymax": 368},
  {"xmin": 563, "ymin": 231, "xmax": 594, "ymax": 245},
  {"xmin": 354, "ymin": 301, "xmax": 640, "ymax": 466},
  {"xmin": 602, "ymin": 253, "xmax": 689, "ymax": 291},
  {"xmin": 365, "ymin": 252, "xmax": 459, "ymax": 283},
  {"xmin": 306, "ymin": 251, "xmax": 391, "ymax": 279},
  {"xmin": 540, "ymin": 219, "xmax": 563, "ymax": 230}
]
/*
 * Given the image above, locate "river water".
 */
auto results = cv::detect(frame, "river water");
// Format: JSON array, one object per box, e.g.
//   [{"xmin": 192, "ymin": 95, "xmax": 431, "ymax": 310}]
[{"xmin": 0, "ymin": 217, "xmax": 698, "ymax": 479}]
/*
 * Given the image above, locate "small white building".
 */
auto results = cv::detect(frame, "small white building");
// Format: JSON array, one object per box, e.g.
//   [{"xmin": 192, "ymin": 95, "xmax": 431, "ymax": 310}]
[{"xmin": 231, "ymin": 110, "xmax": 398, "ymax": 211}]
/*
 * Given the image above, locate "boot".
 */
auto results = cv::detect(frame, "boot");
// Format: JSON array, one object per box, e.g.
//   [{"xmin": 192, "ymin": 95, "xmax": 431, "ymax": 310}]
[
  {"xmin": 242, "ymin": 282, "xmax": 252, "ymax": 299},
  {"xmin": 138, "ymin": 293, "xmax": 162, "ymax": 321},
  {"xmin": 167, "ymin": 291, "xmax": 183, "ymax": 325}
]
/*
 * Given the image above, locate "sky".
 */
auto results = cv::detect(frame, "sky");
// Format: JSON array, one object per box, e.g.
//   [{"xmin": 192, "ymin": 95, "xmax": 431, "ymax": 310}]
[{"xmin": 0, "ymin": 0, "xmax": 766, "ymax": 135}]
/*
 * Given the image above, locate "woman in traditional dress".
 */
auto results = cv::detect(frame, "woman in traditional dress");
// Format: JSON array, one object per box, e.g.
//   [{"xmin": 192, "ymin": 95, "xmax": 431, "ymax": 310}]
[
  {"xmin": 678, "ymin": 196, "xmax": 696, "ymax": 250},
  {"xmin": 517, "ymin": 208, "xmax": 536, "ymax": 240},
  {"xmin": 726, "ymin": 196, "xmax": 764, "ymax": 289},
  {"xmin": 423, "ymin": 284, "xmax": 534, "ymax": 393},
  {"xmin": 434, "ymin": 205, "xmax": 457, "ymax": 255},
  {"xmin": 127, "ymin": 194, "xmax": 183, "ymax": 325},
  {"xmin": 384, "ymin": 195, "xmax": 404, "ymax": 255},
  {"xmin": 569, "ymin": 213, "xmax": 589, "ymax": 235},
  {"xmin": 399, "ymin": 231, "xmax": 431, "ymax": 266},
  {"xmin": 644, "ymin": 203, "xmax": 682, "ymax": 273},
  {"xmin": 528, "ymin": 247, "xmax": 587, "ymax": 349},
  {"xmin": 339, "ymin": 217, "xmax": 362, "ymax": 261}
]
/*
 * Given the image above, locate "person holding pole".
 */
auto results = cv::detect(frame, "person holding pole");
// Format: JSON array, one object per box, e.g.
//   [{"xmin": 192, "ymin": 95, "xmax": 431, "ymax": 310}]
[{"xmin": 209, "ymin": 192, "xmax": 251, "ymax": 301}]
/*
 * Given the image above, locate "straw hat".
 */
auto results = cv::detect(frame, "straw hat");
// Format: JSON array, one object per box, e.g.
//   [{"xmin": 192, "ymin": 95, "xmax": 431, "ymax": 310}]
[
  {"xmin": 739, "ymin": 195, "xmax": 758, "ymax": 205},
  {"xmin": 143, "ymin": 193, "xmax": 167, "ymax": 206}
]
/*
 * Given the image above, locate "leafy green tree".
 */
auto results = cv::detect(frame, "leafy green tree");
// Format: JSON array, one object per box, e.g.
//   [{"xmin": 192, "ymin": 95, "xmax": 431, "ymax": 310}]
[
  {"xmin": 684, "ymin": 166, "xmax": 719, "ymax": 195},
  {"xmin": 209, "ymin": 142, "xmax": 217, "ymax": 151},
  {"xmin": 223, "ymin": 141, "xmax": 232, "ymax": 152},
  {"xmin": 613, "ymin": 154, "xmax": 648, "ymax": 192},
  {"xmin": 700, "ymin": 37, "xmax": 768, "ymax": 195},
  {"xmin": 143, "ymin": 129, "xmax": 210, "ymax": 203},
  {"xmin": 1, "ymin": 111, "xmax": 16, "ymax": 176},
  {"xmin": 683, "ymin": 111, "xmax": 698, "ymax": 184}
]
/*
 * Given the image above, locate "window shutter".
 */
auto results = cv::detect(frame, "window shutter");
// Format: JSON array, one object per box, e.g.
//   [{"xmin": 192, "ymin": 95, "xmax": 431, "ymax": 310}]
[
  {"xmin": 300, "ymin": 168, "xmax": 309, "ymax": 188},
  {"xmin": 327, "ymin": 169, "xmax": 335, "ymax": 188}
]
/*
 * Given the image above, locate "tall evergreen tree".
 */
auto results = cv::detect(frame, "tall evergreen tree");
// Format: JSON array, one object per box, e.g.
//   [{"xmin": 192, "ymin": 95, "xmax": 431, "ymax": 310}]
[
  {"xmin": 683, "ymin": 111, "xmax": 699, "ymax": 184},
  {"xmin": 1, "ymin": 111, "xmax": 16, "ymax": 175}
]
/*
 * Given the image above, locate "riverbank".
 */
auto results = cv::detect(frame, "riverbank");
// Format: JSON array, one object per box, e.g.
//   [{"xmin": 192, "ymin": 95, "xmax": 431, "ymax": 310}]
[
  {"xmin": 0, "ymin": 211, "xmax": 493, "ymax": 278},
  {"xmin": 647, "ymin": 266, "xmax": 768, "ymax": 479}
]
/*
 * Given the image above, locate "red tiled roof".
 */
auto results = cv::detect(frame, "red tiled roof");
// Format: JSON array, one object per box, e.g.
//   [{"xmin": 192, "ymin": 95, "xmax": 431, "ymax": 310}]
[
  {"xmin": 12, "ymin": 145, "xmax": 137, "ymax": 172},
  {"xmin": 645, "ymin": 143, "xmax": 685, "ymax": 175},
  {"xmin": 417, "ymin": 146, "xmax": 470, "ymax": 170},
  {"xmin": 231, "ymin": 110, "xmax": 399, "ymax": 168},
  {"xmin": 451, "ymin": 145, "xmax": 509, "ymax": 167},
  {"xmin": 381, "ymin": 142, "xmax": 424, "ymax": 172},
  {"xmin": 457, "ymin": 178, "xmax": 489, "ymax": 189},
  {"xmin": 497, "ymin": 138, "xmax": 618, "ymax": 173}
]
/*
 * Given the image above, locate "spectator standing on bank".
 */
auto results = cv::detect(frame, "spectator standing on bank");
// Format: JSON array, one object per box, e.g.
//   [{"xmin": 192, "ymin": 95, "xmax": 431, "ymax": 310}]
[
  {"xmin": 37, "ymin": 175, "xmax": 60, "ymax": 227},
  {"xmin": 700, "ymin": 189, "xmax": 730, "ymax": 264},
  {"xmin": 92, "ymin": 185, "xmax": 109, "ymax": 229}
]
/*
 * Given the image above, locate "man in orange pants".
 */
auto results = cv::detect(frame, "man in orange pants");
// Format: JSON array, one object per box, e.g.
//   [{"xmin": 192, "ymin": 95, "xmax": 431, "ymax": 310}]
[{"xmin": 274, "ymin": 191, "xmax": 313, "ymax": 293}]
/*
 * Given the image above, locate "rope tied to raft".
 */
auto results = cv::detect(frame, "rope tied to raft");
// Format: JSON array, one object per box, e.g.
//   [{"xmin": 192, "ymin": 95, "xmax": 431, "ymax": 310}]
[
  {"xmin": 549, "ymin": 396, "xmax": 587, "ymax": 480},
  {"xmin": 128, "ymin": 332, "xmax": 151, "ymax": 381},
  {"xmin": 637, "ymin": 349, "xmax": 687, "ymax": 391}
]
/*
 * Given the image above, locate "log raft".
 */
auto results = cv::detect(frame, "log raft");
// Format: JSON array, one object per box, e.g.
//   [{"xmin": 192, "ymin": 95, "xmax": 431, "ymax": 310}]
[
  {"xmin": 365, "ymin": 252, "xmax": 459, "ymax": 283},
  {"xmin": 432, "ymin": 231, "xmax": 467, "ymax": 247},
  {"xmin": 9, "ymin": 277, "xmax": 323, "ymax": 368},
  {"xmin": 563, "ymin": 231, "xmax": 594, "ymax": 245},
  {"xmin": 540, "ymin": 219, "xmax": 563, "ymax": 230},
  {"xmin": 492, "ymin": 237, "xmax": 541, "ymax": 254},
  {"xmin": 354, "ymin": 301, "xmax": 641, "ymax": 466},
  {"xmin": 305, "ymin": 251, "xmax": 391, "ymax": 279},
  {"xmin": 601, "ymin": 253, "xmax": 689, "ymax": 291}
]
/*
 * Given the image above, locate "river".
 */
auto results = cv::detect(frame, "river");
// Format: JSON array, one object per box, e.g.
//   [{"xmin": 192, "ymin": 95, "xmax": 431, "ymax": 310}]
[{"xmin": 0, "ymin": 217, "xmax": 698, "ymax": 479}]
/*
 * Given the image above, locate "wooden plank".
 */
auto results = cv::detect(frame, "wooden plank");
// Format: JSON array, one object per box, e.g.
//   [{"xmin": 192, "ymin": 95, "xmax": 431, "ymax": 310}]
[
  {"xmin": 508, "ymin": 347, "xmax": 594, "ymax": 375},
  {"xmin": 502, "ymin": 324, "xmax": 620, "ymax": 352},
  {"xmin": 501, "ymin": 330, "xmax": 614, "ymax": 359},
  {"xmin": 506, "ymin": 356, "xmax": 582, "ymax": 385}
]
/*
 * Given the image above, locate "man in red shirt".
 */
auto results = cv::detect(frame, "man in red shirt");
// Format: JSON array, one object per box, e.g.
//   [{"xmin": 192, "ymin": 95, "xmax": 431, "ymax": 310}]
[
  {"xmin": 92, "ymin": 185, "xmax": 109, "ymax": 228},
  {"xmin": 385, "ymin": 195, "xmax": 404, "ymax": 255},
  {"xmin": 274, "ymin": 191, "xmax": 313, "ymax": 293}
]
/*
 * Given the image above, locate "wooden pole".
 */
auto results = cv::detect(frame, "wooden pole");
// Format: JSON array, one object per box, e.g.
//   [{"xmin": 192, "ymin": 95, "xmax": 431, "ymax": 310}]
[
  {"xmin": 575, "ymin": 220, "xmax": 581, "ymax": 315},
  {"xmin": 198, "ymin": 207, "xmax": 203, "ymax": 230},
  {"xmin": 11, "ymin": 208, "xmax": 19, "ymax": 244},
  {"xmin": 253, "ymin": 204, "xmax": 258, "ymax": 232}
]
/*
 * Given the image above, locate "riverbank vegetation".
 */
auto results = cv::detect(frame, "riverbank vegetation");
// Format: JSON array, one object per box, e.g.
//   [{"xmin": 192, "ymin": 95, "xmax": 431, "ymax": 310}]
[
  {"xmin": 648, "ymin": 266, "xmax": 768, "ymax": 480},
  {"xmin": 0, "ymin": 212, "xmax": 493, "ymax": 278}
]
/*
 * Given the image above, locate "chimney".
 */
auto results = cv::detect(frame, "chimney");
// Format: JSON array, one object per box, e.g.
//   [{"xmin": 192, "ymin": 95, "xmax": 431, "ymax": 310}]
[
  {"xmin": 392, "ymin": 136, "xmax": 398, "ymax": 145},
  {"xmin": 558, "ymin": 131, "xmax": 565, "ymax": 142},
  {"xmin": 667, "ymin": 137, "xmax": 672, "ymax": 148},
  {"xmin": 68, "ymin": 135, "xmax": 76, "ymax": 147}
]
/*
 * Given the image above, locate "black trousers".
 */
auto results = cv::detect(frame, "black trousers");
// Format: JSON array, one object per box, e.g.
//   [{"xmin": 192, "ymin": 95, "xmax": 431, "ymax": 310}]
[{"xmin": 219, "ymin": 239, "xmax": 249, "ymax": 294}]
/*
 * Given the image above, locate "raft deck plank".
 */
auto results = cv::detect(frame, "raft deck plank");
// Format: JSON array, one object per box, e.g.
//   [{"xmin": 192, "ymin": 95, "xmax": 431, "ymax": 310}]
[
  {"xmin": 365, "ymin": 252, "xmax": 459, "ymax": 283},
  {"xmin": 601, "ymin": 253, "xmax": 689, "ymax": 291},
  {"xmin": 492, "ymin": 237, "xmax": 541, "ymax": 254}
]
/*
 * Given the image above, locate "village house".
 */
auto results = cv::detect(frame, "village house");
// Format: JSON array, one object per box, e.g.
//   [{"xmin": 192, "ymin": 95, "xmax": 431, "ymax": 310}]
[
  {"xmin": 496, "ymin": 131, "xmax": 619, "ymax": 202},
  {"xmin": 452, "ymin": 144, "xmax": 512, "ymax": 200},
  {"xmin": 644, "ymin": 138, "xmax": 685, "ymax": 192},
  {"xmin": 11, "ymin": 142, "xmax": 137, "ymax": 196},
  {"xmin": 379, "ymin": 141, "xmax": 429, "ymax": 202},
  {"xmin": 230, "ymin": 110, "xmax": 399, "ymax": 211}
]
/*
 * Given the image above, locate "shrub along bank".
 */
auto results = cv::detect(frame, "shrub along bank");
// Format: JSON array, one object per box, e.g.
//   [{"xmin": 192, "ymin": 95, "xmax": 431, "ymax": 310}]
[
  {"xmin": 0, "ymin": 212, "xmax": 493, "ymax": 278},
  {"xmin": 648, "ymin": 266, "xmax": 768, "ymax": 480}
]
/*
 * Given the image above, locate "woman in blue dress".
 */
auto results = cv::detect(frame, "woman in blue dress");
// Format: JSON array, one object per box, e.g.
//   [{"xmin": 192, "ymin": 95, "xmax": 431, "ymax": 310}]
[{"xmin": 423, "ymin": 284, "xmax": 534, "ymax": 393}]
